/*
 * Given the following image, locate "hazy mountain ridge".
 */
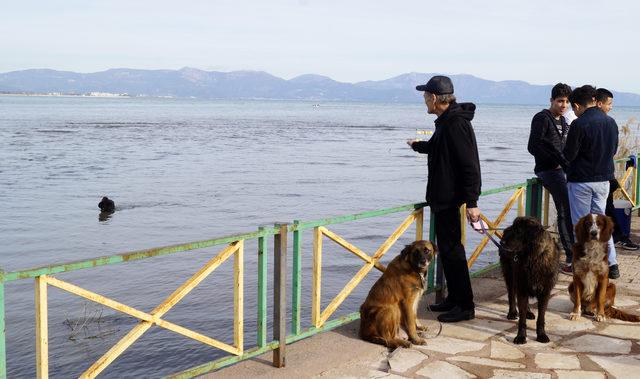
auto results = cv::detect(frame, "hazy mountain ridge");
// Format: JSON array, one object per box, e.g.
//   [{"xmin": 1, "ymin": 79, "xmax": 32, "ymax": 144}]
[{"xmin": 2, "ymin": 67, "xmax": 640, "ymax": 106}]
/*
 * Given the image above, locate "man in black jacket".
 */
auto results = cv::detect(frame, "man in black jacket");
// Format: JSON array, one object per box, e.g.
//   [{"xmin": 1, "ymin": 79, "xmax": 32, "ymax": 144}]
[
  {"xmin": 407, "ymin": 75, "xmax": 481, "ymax": 323},
  {"xmin": 563, "ymin": 85, "xmax": 620, "ymax": 279},
  {"xmin": 527, "ymin": 83, "xmax": 574, "ymax": 273}
]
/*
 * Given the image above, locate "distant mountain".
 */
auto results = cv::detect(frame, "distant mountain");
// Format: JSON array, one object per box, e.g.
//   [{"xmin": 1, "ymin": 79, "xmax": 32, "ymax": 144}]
[{"xmin": 2, "ymin": 67, "xmax": 640, "ymax": 106}]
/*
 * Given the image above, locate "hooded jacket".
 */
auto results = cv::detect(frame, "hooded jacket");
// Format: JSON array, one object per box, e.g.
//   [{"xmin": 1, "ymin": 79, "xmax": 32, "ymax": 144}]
[
  {"xmin": 527, "ymin": 109, "xmax": 569, "ymax": 173},
  {"xmin": 411, "ymin": 102, "xmax": 482, "ymax": 211}
]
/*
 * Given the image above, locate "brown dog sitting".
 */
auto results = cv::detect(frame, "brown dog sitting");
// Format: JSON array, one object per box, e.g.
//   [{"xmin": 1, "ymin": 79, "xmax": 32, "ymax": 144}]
[
  {"xmin": 569, "ymin": 214, "xmax": 640, "ymax": 322},
  {"xmin": 359, "ymin": 240, "xmax": 435, "ymax": 348}
]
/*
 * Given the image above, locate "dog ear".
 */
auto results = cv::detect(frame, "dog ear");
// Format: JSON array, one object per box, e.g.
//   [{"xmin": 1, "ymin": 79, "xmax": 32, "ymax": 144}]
[
  {"xmin": 574, "ymin": 217, "xmax": 587, "ymax": 244},
  {"xmin": 600, "ymin": 215, "xmax": 615, "ymax": 242},
  {"xmin": 400, "ymin": 244, "xmax": 412, "ymax": 260}
]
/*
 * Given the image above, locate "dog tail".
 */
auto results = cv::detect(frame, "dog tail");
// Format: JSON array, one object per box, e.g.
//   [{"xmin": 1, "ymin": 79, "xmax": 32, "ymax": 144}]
[{"xmin": 606, "ymin": 307, "xmax": 640, "ymax": 322}]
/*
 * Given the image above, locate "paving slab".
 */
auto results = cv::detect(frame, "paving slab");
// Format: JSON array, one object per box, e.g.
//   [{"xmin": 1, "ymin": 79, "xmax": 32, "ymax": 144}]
[
  {"xmin": 446, "ymin": 356, "xmax": 525, "ymax": 369},
  {"xmin": 546, "ymin": 294, "xmax": 573, "ymax": 313},
  {"xmin": 534, "ymin": 353, "xmax": 580, "ymax": 369},
  {"xmin": 489, "ymin": 369, "xmax": 550, "ymax": 378},
  {"xmin": 388, "ymin": 349, "xmax": 427, "ymax": 374},
  {"xmin": 499, "ymin": 332, "xmax": 560, "ymax": 349},
  {"xmin": 541, "ymin": 311, "xmax": 595, "ymax": 335},
  {"xmin": 587, "ymin": 354, "xmax": 640, "ymax": 378},
  {"xmin": 563, "ymin": 334, "xmax": 632, "ymax": 354},
  {"xmin": 414, "ymin": 336, "xmax": 485, "ymax": 355},
  {"xmin": 490, "ymin": 340, "xmax": 525, "ymax": 360},
  {"xmin": 441, "ymin": 318, "xmax": 515, "ymax": 341},
  {"xmin": 554, "ymin": 370, "xmax": 605, "ymax": 379},
  {"xmin": 613, "ymin": 296, "xmax": 639, "ymax": 307},
  {"xmin": 597, "ymin": 323, "xmax": 640, "ymax": 340},
  {"xmin": 415, "ymin": 361, "xmax": 477, "ymax": 379}
]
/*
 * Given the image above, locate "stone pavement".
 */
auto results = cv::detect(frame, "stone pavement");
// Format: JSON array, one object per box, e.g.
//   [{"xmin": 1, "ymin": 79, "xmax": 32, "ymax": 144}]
[{"xmin": 209, "ymin": 220, "xmax": 640, "ymax": 379}]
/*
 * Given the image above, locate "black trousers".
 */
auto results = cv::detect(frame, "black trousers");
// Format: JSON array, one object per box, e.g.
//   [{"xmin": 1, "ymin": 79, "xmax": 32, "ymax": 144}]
[
  {"xmin": 605, "ymin": 180, "xmax": 625, "ymax": 242},
  {"xmin": 536, "ymin": 168, "xmax": 574, "ymax": 262},
  {"xmin": 434, "ymin": 206, "xmax": 474, "ymax": 310}
]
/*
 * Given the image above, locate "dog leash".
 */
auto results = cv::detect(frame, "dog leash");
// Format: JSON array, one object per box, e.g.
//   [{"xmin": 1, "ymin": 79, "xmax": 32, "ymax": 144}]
[{"xmin": 421, "ymin": 306, "xmax": 443, "ymax": 339}]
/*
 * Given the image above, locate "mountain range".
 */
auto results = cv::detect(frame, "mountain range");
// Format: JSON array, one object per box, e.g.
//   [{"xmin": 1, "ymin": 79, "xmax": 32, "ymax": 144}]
[{"xmin": 2, "ymin": 67, "xmax": 640, "ymax": 106}]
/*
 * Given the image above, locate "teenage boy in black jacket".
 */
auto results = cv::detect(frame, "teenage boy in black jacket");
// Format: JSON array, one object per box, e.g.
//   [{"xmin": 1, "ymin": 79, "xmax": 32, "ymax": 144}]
[
  {"xmin": 407, "ymin": 75, "xmax": 481, "ymax": 323},
  {"xmin": 527, "ymin": 83, "xmax": 574, "ymax": 274}
]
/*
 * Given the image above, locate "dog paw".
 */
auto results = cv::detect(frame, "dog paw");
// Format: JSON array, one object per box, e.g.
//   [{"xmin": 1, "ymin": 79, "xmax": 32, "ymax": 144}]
[
  {"xmin": 526, "ymin": 310, "xmax": 536, "ymax": 320},
  {"xmin": 513, "ymin": 335, "xmax": 527, "ymax": 345},
  {"xmin": 416, "ymin": 325, "xmax": 428, "ymax": 331},
  {"xmin": 398, "ymin": 340, "xmax": 412, "ymax": 348},
  {"xmin": 569, "ymin": 312, "xmax": 581, "ymax": 321},
  {"xmin": 536, "ymin": 334, "xmax": 550, "ymax": 343},
  {"xmin": 506, "ymin": 311, "xmax": 518, "ymax": 320},
  {"xmin": 595, "ymin": 314, "xmax": 606, "ymax": 322},
  {"xmin": 411, "ymin": 337, "xmax": 426, "ymax": 345}
]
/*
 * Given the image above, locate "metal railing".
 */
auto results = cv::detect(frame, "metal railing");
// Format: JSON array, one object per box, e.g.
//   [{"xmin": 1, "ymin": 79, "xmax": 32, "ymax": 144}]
[{"xmin": 1, "ymin": 154, "xmax": 638, "ymax": 378}]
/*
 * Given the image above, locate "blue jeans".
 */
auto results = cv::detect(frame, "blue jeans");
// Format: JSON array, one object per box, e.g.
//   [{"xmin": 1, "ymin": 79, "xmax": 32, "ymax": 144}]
[{"xmin": 567, "ymin": 181, "xmax": 617, "ymax": 266}]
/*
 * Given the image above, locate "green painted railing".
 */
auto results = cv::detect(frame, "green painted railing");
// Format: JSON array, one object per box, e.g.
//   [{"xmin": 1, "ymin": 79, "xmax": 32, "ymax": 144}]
[{"xmin": 2, "ymin": 155, "xmax": 638, "ymax": 378}]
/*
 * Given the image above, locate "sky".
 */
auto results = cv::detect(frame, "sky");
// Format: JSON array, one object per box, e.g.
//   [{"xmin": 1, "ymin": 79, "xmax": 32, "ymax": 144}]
[{"xmin": 2, "ymin": 0, "xmax": 639, "ymax": 93}]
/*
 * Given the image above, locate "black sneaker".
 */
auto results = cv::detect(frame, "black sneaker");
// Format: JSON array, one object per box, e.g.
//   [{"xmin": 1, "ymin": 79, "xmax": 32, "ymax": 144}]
[
  {"xmin": 437, "ymin": 306, "xmax": 475, "ymax": 323},
  {"xmin": 616, "ymin": 238, "xmax": 640, "ymax": 251},
  {"xmin": 609, "ymin": 264, "xmax": 620, "ymax": 279},
  {"xmin": 429, "ymin": 300, "xmax": 456, "ymax": 312}
]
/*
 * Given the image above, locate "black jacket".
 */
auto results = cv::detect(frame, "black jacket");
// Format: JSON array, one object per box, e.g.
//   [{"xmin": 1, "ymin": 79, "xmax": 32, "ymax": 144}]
[
  {"xmin": 411, "ymin": 102, "xmax": 482, "ymax": 211},
  {"xmin": 527, "ymin": 109, "xmax": 569, "ymax": 173},
  {"xmin": 563, "ymin": 107, "xmax": 618, "ymax": 182}
]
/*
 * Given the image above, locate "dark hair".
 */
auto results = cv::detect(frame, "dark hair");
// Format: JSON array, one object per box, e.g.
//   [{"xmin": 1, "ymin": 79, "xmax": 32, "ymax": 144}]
[
  {"xmin": 595, "ymin": 88, "xmax": 614, "ymax": 102},
  {"xmin": 551, "ymin": 83, "xmax": 572, "ymax": 99},
  {"xmin": 568, "ymin": 85, "xmax": 597, "ymax": 107}
]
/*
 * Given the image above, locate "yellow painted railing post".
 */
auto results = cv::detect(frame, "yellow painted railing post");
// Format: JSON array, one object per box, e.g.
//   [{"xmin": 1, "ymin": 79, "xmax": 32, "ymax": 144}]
[
  {"xmin": 518, "ymin": 188, "xmax": 525, "ymax": 218},
  {"xmin": 234, "ymin": 240, "xmax": 244, "ymax": 355},
  {"xmin": 312, "ymin": 227, "xmax": 322, "ymax": 328},
  {"xmin": 633, "ymin": 158, "xmax": 638, "ymax": 205},
  {"xmin": 35, "ymin": 276, "xmax": 48, "ymax": 379},
  {"xmin": 415, "ymin": 207, "xmax": 424, "ymax": 241}
]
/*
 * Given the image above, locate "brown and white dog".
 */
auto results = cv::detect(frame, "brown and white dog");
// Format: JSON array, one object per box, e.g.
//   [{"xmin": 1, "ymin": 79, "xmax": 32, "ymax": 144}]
[
  {"xmin": 569, "ymin": 214, "xmax": 640, "ymax": 322},
  {"xmin": 359, "ymin": 240, "xmax": 435, "ymax": 348}
]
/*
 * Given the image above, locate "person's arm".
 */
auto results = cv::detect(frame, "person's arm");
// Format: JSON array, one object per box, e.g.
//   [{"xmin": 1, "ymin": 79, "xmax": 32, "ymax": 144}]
[
  {"xmin": 407, "ymin": 139, "xmax": 431, "ymax": 154},
  {"xmin": 447, "ymin": 121, "xmax": 481, "ymax": 209},
  {"xmin": 527, "ymin": 113, "xmax": 566, "ymax": 167},
  {"xmin": 527, "ymin": 114, "xmax": 552, "ymax": 159},
  {"xmin": 563, "ymin": 120, "xmax": 583, "ymax": 163}
]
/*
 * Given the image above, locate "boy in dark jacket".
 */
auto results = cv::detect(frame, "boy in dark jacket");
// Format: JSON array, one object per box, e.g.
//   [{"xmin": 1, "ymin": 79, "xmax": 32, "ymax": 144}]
[
  {"xmin": 527, "ymin": 83, "xmax": 574, "ymax": 273},
  {"xmin": 407, "ymin": 75, "xmax": 481, "ymax": 323},
  {"xmin": 596, "ymin": 88, "xmax": 639, "ymax": 250},
  {"xmin": 563, "ymin": 85, "xmax": 620, "ymax": 279}
]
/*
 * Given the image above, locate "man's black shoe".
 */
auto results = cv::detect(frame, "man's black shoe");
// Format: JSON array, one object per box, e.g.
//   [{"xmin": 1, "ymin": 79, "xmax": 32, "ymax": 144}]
[
  {"xmin": 609, "ymin": 264, "xmax": 620, "ymax": 279},
  {"xmin": 428, "ymin": 300, "xmax": 456, "ymax": 312},
  {"xmin": 437, "ymin": 306, "xmax": 475, "ymax": 323}
]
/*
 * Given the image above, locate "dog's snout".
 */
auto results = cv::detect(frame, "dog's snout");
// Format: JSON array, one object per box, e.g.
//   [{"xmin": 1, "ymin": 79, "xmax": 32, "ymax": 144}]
[{"xmin": 590, "ymin": 229, "xmax": 598, "ymax": 238}]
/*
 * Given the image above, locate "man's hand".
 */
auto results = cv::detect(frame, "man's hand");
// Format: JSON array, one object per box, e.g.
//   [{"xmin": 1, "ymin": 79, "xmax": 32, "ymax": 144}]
[
  {"xmin": 466, "ymin": 207, "xmax": 481, "ymax": 223},
  {"xmin": 406, "ymin": 139, "xmax": 419, "ymax": 147}
]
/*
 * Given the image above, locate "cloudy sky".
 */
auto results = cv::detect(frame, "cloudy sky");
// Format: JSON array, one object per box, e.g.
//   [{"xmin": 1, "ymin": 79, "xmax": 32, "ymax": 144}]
[{"xmin": 2, "ymin": 0, "xmax": 639, "ymax": 92}]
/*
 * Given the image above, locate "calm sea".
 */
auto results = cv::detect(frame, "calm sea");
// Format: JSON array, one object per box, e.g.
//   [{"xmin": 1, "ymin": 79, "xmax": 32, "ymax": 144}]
[{"xmin": 1, "ymin": 96, "xmax": 638, "ymax": 377}]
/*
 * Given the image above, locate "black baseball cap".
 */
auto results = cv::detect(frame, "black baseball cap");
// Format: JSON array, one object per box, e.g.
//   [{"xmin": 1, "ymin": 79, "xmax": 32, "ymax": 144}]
[{"xmin": 416, "ymin": 75, "xmax": 454, "ymax": 95}]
